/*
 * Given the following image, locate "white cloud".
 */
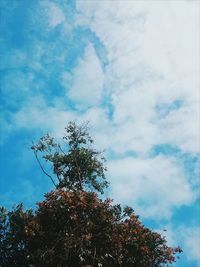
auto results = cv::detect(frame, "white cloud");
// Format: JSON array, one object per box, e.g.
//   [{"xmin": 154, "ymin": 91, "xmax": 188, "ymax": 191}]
[
  {"xmin": 76, "ymin": 0, "xmax": 200, "ymax": 155},
  {"xmin": 183, "ymin": 227, "xmax": 200, "ymax": 263},
  {"xmin": 11, "ymin": 95, "xmax": 76, "ymax": 137},
  {"xmin": 108, "ymin": 156, "xmax": 196, "ymax": 219},
  {"xmin": 1, "ymin": 0, "xmax": 199, "ymax": 224},
  {"xmin": 67, "ymin": 43, "xmax": 105, "ymax": 109},
  {"xmin": 158, "ymin": 102, "xmax": 200, "ymax": 154},
  {"xmin": 162, "ymin": 225, "xmax": 200, "ymax": 265},
  {"xmin": 11, "ymin": 98, "xmax": 110, "ymax": 144},
  {"xmin": 47, "ymin": 3, "xmax": 65, "ymax": 28}
]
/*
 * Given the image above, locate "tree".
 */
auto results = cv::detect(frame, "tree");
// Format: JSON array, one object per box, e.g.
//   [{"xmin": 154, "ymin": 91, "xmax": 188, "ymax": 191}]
[
  {"xmin": 0, "ymin": 205, "xmax": 33, "ymax": 267},
  {"xmin": 31, "ymin": 122, "xmax": 108, "ymax": 193},
  {"xmin": 0, "ymin": 122, "xmax": 182, "ymax": 267}
]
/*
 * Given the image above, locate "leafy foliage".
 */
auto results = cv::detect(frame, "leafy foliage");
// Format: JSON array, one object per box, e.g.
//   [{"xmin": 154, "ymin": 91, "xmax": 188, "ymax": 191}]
[
  {"xmin": 0, "ymin": 122, "xmax": 182, "ymax": 266},
  {"xmin": 0, "ymin": 205, "xmax": 33, "ymax": 267},
  {"xmin": 0, "ymin": 190, "xmax": 182, "ymax": 267},
  {"xmin": 31, "ymin": 122, "xmax": 108, "ymax": 193}
]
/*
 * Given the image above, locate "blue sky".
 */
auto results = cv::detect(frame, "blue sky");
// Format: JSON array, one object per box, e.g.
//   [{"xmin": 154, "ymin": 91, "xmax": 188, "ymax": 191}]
[{"xmin": 0, "ymin": 0, "xmax": 199, "ymax": 266}]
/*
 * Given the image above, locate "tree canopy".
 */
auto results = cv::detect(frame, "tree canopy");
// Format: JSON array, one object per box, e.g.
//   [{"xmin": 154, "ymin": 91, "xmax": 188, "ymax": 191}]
[
  {"xmin": 31, "ymin": 122, "xmax": 108, "ymax": 193},
  {"xmin": 0, "ymin": 122, "xmax": 182, "ymax": 267}
]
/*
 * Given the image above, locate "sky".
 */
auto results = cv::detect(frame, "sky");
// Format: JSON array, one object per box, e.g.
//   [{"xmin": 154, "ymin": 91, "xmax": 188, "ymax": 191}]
[{"xmin": 0, "ymin": 0, "xmax": 199, "ymax": 266}]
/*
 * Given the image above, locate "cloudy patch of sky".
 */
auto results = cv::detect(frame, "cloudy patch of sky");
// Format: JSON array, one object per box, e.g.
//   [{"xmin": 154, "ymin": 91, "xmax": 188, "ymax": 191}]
[{"xmin": 0, "ymin": 0, "xmax": 199, "ymax": 266}]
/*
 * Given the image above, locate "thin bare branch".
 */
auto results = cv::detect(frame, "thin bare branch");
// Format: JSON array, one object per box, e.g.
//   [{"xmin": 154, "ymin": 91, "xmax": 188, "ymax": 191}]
[{"xmin": 33, "ymin": 150, "xmax": 57, "ymax": 187}]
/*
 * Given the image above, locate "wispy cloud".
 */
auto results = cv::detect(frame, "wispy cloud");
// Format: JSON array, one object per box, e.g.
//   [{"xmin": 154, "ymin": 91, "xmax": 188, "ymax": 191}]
[
  {"xmin": 108, "ymin": 155, "xmax": 196, "ymax": 219},
  {"xmin": 161, "ymin": 225, "xmax": 200, "ymax": 266},
  {"xmin": 0, "ymin": 1, "xmax": 199, "ymax": 265},
  {"xmin": 67, "ymin": 43, "xmax": 105, "ymax": 109}
]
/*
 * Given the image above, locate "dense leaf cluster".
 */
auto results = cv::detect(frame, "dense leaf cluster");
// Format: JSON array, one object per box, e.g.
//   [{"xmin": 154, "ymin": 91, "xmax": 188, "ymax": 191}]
[
  {"xmin": 0, "ymin": 122, "xmax": 182, "ymax": 266},
  {"xmin": 0, "ymin": 191, "xmax": 182, "ymax": 267}
]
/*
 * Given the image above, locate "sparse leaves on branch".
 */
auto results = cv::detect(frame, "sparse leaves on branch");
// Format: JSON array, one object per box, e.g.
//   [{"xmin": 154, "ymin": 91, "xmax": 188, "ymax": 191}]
[{"xmin": 31, "ymin": 122, "xmax": 108, "ymax": 193}]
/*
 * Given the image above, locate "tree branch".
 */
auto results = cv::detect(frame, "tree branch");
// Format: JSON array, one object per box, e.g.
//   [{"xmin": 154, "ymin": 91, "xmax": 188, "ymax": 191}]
[{"xmin": 33, "ymin": 150, "xmax": 57, "ymax": 187}]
